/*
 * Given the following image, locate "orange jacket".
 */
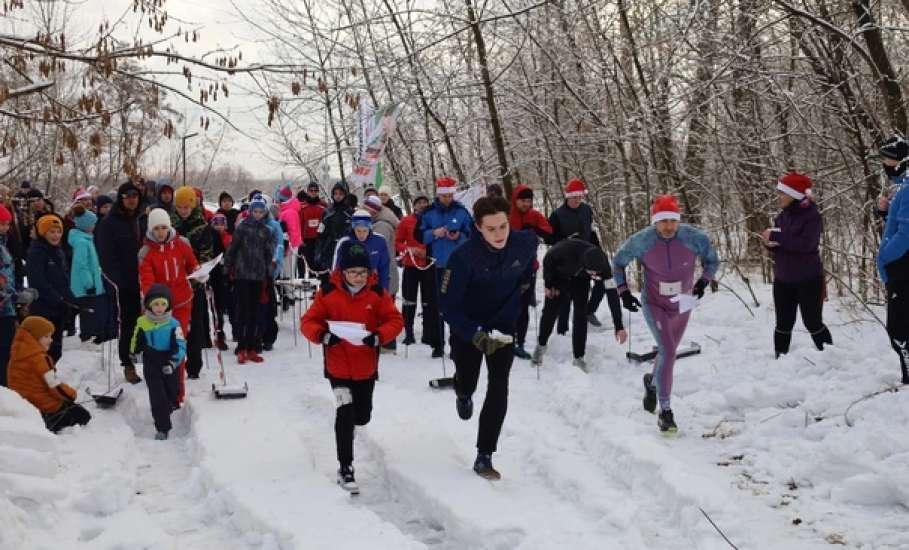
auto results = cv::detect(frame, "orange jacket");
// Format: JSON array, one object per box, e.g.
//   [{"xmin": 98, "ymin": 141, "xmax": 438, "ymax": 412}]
[
  {"xmin": 7, "ymin": 328, "xmax": 76, "ymax": 414},
  {"xmin": 301, "ymin": 270, "xmax": 403, "ymax": 380}
]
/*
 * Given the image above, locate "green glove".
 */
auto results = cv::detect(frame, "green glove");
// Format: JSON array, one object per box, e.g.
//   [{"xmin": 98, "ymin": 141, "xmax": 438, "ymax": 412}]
[{"xmin": 471, "ymin": 330, "xmax": 511, "ymax": 356}]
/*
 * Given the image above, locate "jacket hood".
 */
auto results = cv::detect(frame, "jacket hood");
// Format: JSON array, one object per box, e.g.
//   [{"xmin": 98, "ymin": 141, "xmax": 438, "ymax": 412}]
[
  {"xmin": 145, "ymin": 226, "xmax": 178, "ymax": 244},
  {"xmin": 374, "ymin": 205, "xmax": 400, "ymax": 227},
  {"xmin": 511, "ymin": 184, "xmax": 532, "ymax": 208},
  {"xmin": 11, "ymin": 327, "xmax": 45, "ymax": 360},
  {"xmin": 156, "ymin": 179, "xmax": 175, "ymax": 199}
]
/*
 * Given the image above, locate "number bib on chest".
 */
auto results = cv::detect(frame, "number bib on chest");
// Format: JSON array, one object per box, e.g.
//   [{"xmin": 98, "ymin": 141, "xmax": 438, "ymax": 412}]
[{"xmin": 659, "ymin": 281, "xmax": 682, "ymax": 296}]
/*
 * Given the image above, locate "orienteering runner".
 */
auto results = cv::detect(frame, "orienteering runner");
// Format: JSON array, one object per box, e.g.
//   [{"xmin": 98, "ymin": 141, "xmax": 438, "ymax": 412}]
[{"xmin": 612, "ymin": 195, "xmax": 719, "ymax": 433}]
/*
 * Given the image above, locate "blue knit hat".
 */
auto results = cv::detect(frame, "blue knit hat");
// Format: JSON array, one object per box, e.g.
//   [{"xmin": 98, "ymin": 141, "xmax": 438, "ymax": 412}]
[
  {"xmin": 250, "ymin": 193, "xmax": 267, "ymax": 213},
  {"xmin": 74, "ymin": 209, "xmax": 97, "ymax": 232},
  {"xmin": 350, "ymin": 208, "xmax": 372, "ymax": 230}
]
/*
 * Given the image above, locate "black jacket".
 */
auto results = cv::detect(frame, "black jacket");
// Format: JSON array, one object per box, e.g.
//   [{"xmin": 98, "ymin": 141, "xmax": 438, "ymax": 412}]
[
  {"xmin": 542, "ymin": 238, "xmax": 611, "ymax": 288},
  {"xmin": 95, "ymin": 200, "xmax": 142, "ymax": 291},
  {"xmin": 549, "ymin": 202, "xmax": 597, "ymax": 245},
  {"xmin": 27, "ymin": 238, "xmax": 75, "ymax": 317},
  {"xmin": 224, "ymin": 217, "xmax": 275, "ymax": 281},
  {"xmin": 217, "ymin": 207, "xmax": 240, "ymax": 234},
  {"xmin": 315, "ymin": 200, "xmax": 352, "ymax": 270}
]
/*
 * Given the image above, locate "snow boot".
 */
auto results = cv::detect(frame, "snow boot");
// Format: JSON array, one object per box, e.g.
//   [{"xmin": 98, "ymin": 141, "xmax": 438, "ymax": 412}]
[
  {"xmin": 337, "ymin": 465, "xmax": 359, "ymax": 494},
  {"xmin": 587, "ymin": 313, "xmax": 602, "ymax": 328},
  {"xmin": 456, "ymin": 394, "xmax": 473, "ymax": 420},
  {"xmin": 431, "ymin": 346, "xmax": 444, "ymax": 358},
  {"xmin": 572, "ymin": 357, "xmax": 589, "ymax": 373},
  {"xmin": 155, "ymin": 431, "xmax": 169, "ymax": 441},
  {"xmin": 215, "ymin": 331, "xmax": 229, "ymax": 351},
  {"xmin": 513, "ymin": 344, "xmax": 531, "ymax": 360},
  {"xmin": 530, "ymin": 345, "xmax": 546, "ymax": 366},
  {"xmin": 658, "ymin": 409, "xmax": 678, "ymax": 434},
  {"xmin": 811, "ymin": 326, "xmax": 833, "ymax": 351},
  {"xmin": 237, "ymin": 350, "xmax": 248, "ymax": 365},
  {"xmin": 473, "ymin": 453, "xmax": 501, "ymax": 480},
  {"xmin": 247, "ymin": 350, "xmax": 264, "ymax": 363},
  {"xmin": 124, "ymin": 365, "xmax": 142, "ymax": 385},
  {"xmin": 774, "ymin": 329, "xmax": 791, "ymax": 357},
  {"xmin": 402, "ymin": 333, "xmax": 416, "ymax": 346},
  {"xmin": 642, "ymin": 373, "xmax": 657, "ymax": 413}
]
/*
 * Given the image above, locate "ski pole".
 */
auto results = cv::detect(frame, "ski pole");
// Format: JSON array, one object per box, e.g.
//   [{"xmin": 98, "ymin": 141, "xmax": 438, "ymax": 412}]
[
  {"xmin": 303, "ymin": 283, "xmax": 312, "ymax": 359},
  {"xmin": 532, "ymin": 303, "xmax": 540, "ymax": 381}
]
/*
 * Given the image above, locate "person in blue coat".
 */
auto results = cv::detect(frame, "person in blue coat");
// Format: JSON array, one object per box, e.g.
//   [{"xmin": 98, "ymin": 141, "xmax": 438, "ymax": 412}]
[
  {"xmin": 439, "ymin": 196, "xmax": 536, "ymax": 480},
  {"xmin": 0, "ymin": 204, "xmax": 17, "ymax": 386},
  {"xmin": 333, "ymin": 209, "xmax": 391, "ymax": 290},
  {"xmin": 68, "ymin": 205, "xmax": 115, "ymax": 345},
  {"xmin": 878, "ymin": 136, "xmax": 909, "ymax": 384},
  {"xmin": 27, "ymin": 214, "xmax": 76, "ymax": 362},
  {"xmin": 418, "ymin": 176, "xmax": 473, "ymax": 357}
]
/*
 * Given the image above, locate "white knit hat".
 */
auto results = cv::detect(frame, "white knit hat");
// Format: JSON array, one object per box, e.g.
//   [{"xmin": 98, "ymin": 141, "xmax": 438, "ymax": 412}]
[{"xmin": 148, "ymin": 208, "xmax": 172, "ymax": 230}]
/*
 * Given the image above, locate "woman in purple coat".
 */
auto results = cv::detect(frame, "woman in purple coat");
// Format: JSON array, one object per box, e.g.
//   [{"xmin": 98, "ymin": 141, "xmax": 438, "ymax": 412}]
[{"xmin": 760, "ymin": 172, "xmax": 832, "ymax": 358}]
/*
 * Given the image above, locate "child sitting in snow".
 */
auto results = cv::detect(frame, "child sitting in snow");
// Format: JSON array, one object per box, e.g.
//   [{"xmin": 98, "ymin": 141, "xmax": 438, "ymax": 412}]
[
  {"xmin": 131, "ymin": 284, "xmax": 186, "ymax": 440},
  {"xmin": 7, "ymin": 316, "xmax": 92, "ymax": 433},
  {"xmin": 301, "ymin": 240, "xmax": 403, "ymax": 493}
]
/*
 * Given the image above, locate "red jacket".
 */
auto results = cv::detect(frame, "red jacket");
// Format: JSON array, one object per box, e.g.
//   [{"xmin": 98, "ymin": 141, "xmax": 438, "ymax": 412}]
[
  {"xmin": 509, "ymin": 184, "xmax": 552, "ymax": 270},
  {"xmin": 301, "ymin": 271, "xmax": 403, "ymax": 380},
  {"xmin": 300, "ymin": 198, "xmax": 327, "ymax": 241},
  {"xmin": 395, "ymin": 214, "xmax": 428, "ymax": 269},
  {"xmin": 138, "ymin": 229, "xmax": 199, "ymax": 309}
]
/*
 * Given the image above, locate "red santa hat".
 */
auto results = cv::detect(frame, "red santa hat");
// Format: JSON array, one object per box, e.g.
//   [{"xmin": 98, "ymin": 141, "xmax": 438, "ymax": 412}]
[
  {"xmin": 651, "ymin": 195, "xmax": 681, "ymax": 224},
  {"xmin": 776, "ymin": 172, "xmax": 813, "ymax": 200},
  {"xmin": 435, "ymin": 176, "xmax": 457, "ymax": 195},
  {"xmin": 564, "ymin": 179, "xmax": 587, "ymax": 198}
]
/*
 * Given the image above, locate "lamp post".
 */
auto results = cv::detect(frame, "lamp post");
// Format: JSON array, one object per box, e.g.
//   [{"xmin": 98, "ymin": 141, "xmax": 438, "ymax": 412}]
[{"xmin": 181, "ymin": 132, "xmax": 199, "ymax": 186}]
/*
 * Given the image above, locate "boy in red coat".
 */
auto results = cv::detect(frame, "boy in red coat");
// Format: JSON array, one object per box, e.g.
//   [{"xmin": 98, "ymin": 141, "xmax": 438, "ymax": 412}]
[
  {"xmin": 301, "ymin": 240, "xmax": 403, "ymax": 493},
  {"xmin": 139, "ymin": 208, "xmax": 199, "ymax": 401}
]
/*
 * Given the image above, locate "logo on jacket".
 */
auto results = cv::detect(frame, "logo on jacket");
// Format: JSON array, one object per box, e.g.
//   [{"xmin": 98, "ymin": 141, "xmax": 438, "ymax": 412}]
[{"xmin": 511, "ymin": 259, "xmax": 522, "ymax": 269}]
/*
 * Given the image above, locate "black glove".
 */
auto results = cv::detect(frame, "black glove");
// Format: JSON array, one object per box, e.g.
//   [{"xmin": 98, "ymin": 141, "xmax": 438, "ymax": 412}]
[
  {"xmin": 620, "ymin": 290, "xmax": 641, "ymax": 312},
  {"xmin": 692, "ymin": 278, "xmax": 708, "ymax": 299},
  {"xmin": 321, "ymin": 332, "xmax": 341, "ymax": 347},
  {"xmin": 362, "ymin": 332, "xmax": 379, "ymax": 347}
]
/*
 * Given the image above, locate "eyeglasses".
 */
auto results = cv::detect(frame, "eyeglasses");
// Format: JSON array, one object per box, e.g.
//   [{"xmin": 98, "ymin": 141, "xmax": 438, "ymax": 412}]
[{"xmin": 344, "ymin": 268, "xmax": 369, "ymax": 278}]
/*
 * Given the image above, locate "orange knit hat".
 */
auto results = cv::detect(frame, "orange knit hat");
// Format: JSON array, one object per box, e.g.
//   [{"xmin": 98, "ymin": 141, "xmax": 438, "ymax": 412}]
[
  {"xmin": 21, "ymin": 316, "xmax": 55, "ymax": 340},
  {"xmin": 174, "ymin": 186, "xmax": 198, "ymax": 208},
  {"xmin": 36, "ymin": 214, "xmax": 64, "ymax": 237}
]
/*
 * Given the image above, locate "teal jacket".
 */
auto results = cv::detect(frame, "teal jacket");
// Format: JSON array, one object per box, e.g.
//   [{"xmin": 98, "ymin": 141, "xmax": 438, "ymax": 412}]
[
  {"xmin": 0, "ymin": 234, "xmax": 15, "ymax": 317},
  {"xmin": 130, "ymin": 315, "xmax": 186, "ymax": 366},
  {"xmin": 68, "ymin": 229, "xmax": 106, "ymax": 298}
]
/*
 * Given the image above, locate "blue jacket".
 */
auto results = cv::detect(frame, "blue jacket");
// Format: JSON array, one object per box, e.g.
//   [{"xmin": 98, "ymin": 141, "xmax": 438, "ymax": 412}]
[
  {"xmin": 333, "ymin": 231, "xmax": 391, "ymax": 290},
  {"xmin": 67, "ymin": 229, "xmax": 106, "ymax": 298},
  {"xmin": 27, "ymin": 238, "xmax": 75, "ymax": 318},
  {"xmin": 419, "ymin": 199, "xmax": 472, "ymax": 268},
  {"xmin": 130, "ymin": 314, "xmax": 186, "ymax": 366},
  {"xmin": 439, "ymin": 229, "xmax": 537, "ymax": 342},
  {"xmin": 0, "ymin": 234, "xmax": 15, "ymax": 318},
  {"xmin": 266, "ymin": 214, "xmax": 285, "ymax": 279},
  {"xmin": 878, "ymin": 175, "xmax": 909, "ymax": 283}
]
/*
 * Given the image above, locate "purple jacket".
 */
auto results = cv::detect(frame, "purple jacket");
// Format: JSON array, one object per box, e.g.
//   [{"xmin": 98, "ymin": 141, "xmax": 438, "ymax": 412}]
[{"xmin": 769, "ymin": 200, "xmax": 822, "ymax": 283}]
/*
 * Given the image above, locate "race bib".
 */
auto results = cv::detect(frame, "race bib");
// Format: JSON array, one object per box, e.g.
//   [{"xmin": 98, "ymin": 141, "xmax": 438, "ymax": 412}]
[
  {"xmin": 659, "ymin": 281, "xmax": 681, "ymax": 296},
  {"xmin": 308, "ymin": 219, "xmax": 320, "ymax": 228}
]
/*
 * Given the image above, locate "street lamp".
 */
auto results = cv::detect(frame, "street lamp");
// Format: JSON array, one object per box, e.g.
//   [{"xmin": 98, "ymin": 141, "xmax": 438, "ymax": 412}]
[{"xmin": 181, "ymin": 132, "xmax": 199, "ymax": 186}]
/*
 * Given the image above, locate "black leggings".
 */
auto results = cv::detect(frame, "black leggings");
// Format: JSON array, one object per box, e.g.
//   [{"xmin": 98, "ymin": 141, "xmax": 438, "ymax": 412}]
[
  {"xmin": 773, "ymin": 277, "xmax": 832, "ymax": 355},
  {"xmin": 886, "ymin": 280, "xmax": 909, "ymax": 382},
  {"xmin": 329, "ymin": 377, "xmax": 376, "ymax": 468},
  {"xmin": 234, "ymin": 279, "xmax": 262, "ymax": 351},
  {"xmin": 538, "ymin": 277, "xmax": 590, "ymax": 359},
  {"xmin": 515, "ymin": 276, "xmax": 537, "ymax": 346},
  {"xmin": 401, "ymin": 266, "xmax": 435, "ymax": 341},
  {"xmin": 452, "ymin": 334, "xmax": 513, "ymax": 454}
]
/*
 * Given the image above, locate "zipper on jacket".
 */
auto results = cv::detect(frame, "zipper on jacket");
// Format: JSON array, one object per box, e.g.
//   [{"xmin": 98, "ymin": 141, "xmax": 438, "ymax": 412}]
[{"xmin": 665, "ymin": 240, "xmax": 672, "ymax": 269}]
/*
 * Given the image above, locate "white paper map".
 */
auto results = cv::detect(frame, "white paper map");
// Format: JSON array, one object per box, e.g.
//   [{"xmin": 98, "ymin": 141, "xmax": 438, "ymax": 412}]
[
  {"xmin": 669, "ymin": 293, "xmax": 699, "ymax": 313},
  {"xmin": 327, "ymin": 321, "xmax": 370, "ymax": 345},
  {"xmin": 187, "ymin": 253, "xmax": 223, "ymax": 281}
]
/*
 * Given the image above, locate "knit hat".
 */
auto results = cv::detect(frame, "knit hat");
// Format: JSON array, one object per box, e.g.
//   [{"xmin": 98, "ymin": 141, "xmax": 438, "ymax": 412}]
[
  {"xmin": 0, "ymin": 205, "xmax": 12, "ymax": 223},
  {"xmin": 117, "ymin": 181, "xmax": 140, "ymax": 199},
  {"xmin": 413, "ymin": 194, "xmax": 430, "ymax": 205},
  {"xmin": 26, "ymin": 188, "xmax": 44, "ymax": 200},
  {"xmin": 564, "ymin": 179, "xmax": 587, "ymax": 198},
  {"xmin": 86, "ymin": 185, "xmax": 99, "ymax": 196},
  {"xmin": 19, "ymin": 180, "xmax": 31, "ymax": 191},
  {"xmin": 72, "ymin": 191, "xmax": 92, "ymax": 204},
  {"xmin": 435, "ymin": 176, "xmax": 457, "ymax": 195},
  {"xmin": 582, "ymin": 247, "xmax": 609, "ymax": 275},
  {"xmin": 515, "ymin": 186, "xmax": 533, "ymax": 200},
  {"xmin": 276, "ymin": 183, "xmax": 294, "ymax": 203},
  {"xmin": 21, "ymin": 316, "xmax": 55, "ymax": 340},
  {"xmin": 95, "ymin": 194, "xmax": 113, "ymax": 211},
  {"xmin": 36, "ymin": 214, "xmax": 63, "ymax": 237},
  {"xmin": 211, "ymin": 213, "xmax": 227, "ymax": 225},
  {"xmin": 174, "ymin": 186, "xmax": 197, "ymax": 208},
  {"xmin": 156, "ymin": 179, "xmax": 175, "ymax": 196},
  {"xmin": 218, "ymin": 191, "xmax": 234, "ymax": 204},
  {"xmin": 249, "ymin": 194, "xmax": 267, "ymax": 213},
  {"xmin": 338, "ymin": 241, "xmax": 372, "ymax": 271},
  {"xmin": 363, "ymin": 186, "xmax": 378, "ymax": 197},
  {"xmin": 143, "ymin": 283, "xmax": 173, "ymax": 311},
  {"xmin": 351, "ymin": 209, "xmax": 373, "ymax": 229},
  {"xmin": 72, "ymin": 204, "xmax": 97, "ymax": 232},
  {"xmin": 363, "ymin": 195, "xmax": 383, "ymax": 214},
  {"xmin": 776, "ymin": 172, "xmax": 813, "ymax": 200},
  {"xmin": 651, "ymin": 195, "xmax": 681, "ymax": 224},
  {"xmin": 147, "ymin": 208, "xmax": 172, "ymax": 230},
  {"xmin": 307, "ymin": 181, "xmax": 320, "ymax": 191},
  {"xmin": 72, "ymin": 187, "xmax": 87, "ymax": 200}
]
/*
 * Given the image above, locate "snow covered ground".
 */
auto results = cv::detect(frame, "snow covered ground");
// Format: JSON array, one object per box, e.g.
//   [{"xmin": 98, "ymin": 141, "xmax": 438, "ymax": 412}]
[{"xmin": 2, "ymin": 279, "xmax": 908, "ymax": 549}]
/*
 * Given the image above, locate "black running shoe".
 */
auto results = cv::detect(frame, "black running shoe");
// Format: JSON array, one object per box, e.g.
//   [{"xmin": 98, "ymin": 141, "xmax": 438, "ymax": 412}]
[
  {"xmin": 642, "ymin": 373, "xmax": 657, "ymax": 413},
  {"xmin": 473, "ymin": 452, "xmax": 501, "ymax": 480},
  {"xmin": 658, "ymin": 409, "xmax": 678, "ymax": 433},
  {"xmin": 456, "ymin": 394, "xmax": 473, "ymax": 420}
]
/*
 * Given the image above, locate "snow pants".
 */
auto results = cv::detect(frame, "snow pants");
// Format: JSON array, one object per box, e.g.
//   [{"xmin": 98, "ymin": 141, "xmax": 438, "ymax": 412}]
[
  {"xmin": 43, "ymin": 402, "xmax": 91, "ymax": 433},
  {"xmin": 452, "ymin": 334, "xmax": 514, "ymax": 454},
  {"xmin": 329, "ymin": 377, "xmax": 376, "ymax": 468},
  {"xmin": 642, "ymin": 301, "xmax": 691, "ymax": 411},
  {"xmin": 172, "ymin": 302, "xmax": 191, "ymax": 402},
  {"xmin": 115, "ymin": 284, "xmax": 141, "ymax": 369},
  {"xmin": 234, "ymin": 279, "xmax": 262, "ymax": 352},
  {"xmin": 143, "ymin": 353, "xmax": 179, "ymax": 434},
  {"xmin": 185, "ymin": 286, "xmax": 207, "ymax": 378},
  {"xmin": 773, "ymin": 277, "xmax": 832, "ymax": 356},
  {"xmin": 515, "ymin": 275, "xmax": 537, "ymax": 347},
  {"xmin": 401, "ymin": 266, "xmax": 435, "ymax": 344},
  {"xmin": 537, "ymin": 277, "xmax": 590, "ymax": 359},
  {"xmin": 0, "ymin": 316, "xmax": 15, "ymax": 386},
  {"xmin": 886, "ymin": 279, "xmax": 909, "ymax": 383}
]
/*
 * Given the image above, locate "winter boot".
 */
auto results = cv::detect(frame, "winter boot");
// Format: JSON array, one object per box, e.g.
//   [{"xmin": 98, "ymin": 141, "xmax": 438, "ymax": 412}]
[
  {"xmin": 572, "ymin": 357, "xmax": 589, "ymax": 373},
  {"xmin": 431, "ymin": 346, "xmax": 444, "ymax": 359},
  {"xmin": 402, "ymin": 332, "xmax": 416, "ymax": 346},
  {"xmin": 810, "ymin": 326, "xmax": 833, "ymax": 351},
  {"xmin": 337, "ymin": 465, "xmax": 359, "ymax": 494},
  {"xmin": 642, "ymin": 373, "xmax": 657, "ymax": 413},
  {"xmin": 473, "ymin": 452, "xmax": 501, "ymax": 480},
  {"xmin": 658, "ymin": 409, "xmax": 678, "ymax": 434},
  {"xmin": 530, "ymin": 345, "xmax": 546, "ymax": 366},
  {"xmin": 124, "ymin": 365, "xmax": 142, "ymax": 385},
  {"xmin": 456, "ymin": 394, "xmax": 473, "ymax": 420},
  {"xmin": 215, "ymin": 331, "xmax": 229, "ymax": 351},
  {"xmin": 155, "ymin": 431, "xmax": 169, "ymax": 441},
  {"xmin": 237, "ymin": 350, "xmax": 248, "ymax": 365},
  {"xmin": 513, "ymin": 344, "xmax": 531, "ymax": 360},
  {"xmin": 587, "ymin": 313, "xmax": 602, "ymax": 328},
  {"xmin": 774, "ymin": 328, "xmax": 791, "ymax": 358},
  {"xmin": 247, "ymin": 350, "xmax": 264, "ymax": 363}
]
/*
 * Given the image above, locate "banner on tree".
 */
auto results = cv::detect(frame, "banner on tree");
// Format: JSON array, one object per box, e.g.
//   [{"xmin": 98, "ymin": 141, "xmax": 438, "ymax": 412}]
[{"xmin": 349, "ymin": 101, "xmax": 402, "ymax": 190}]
